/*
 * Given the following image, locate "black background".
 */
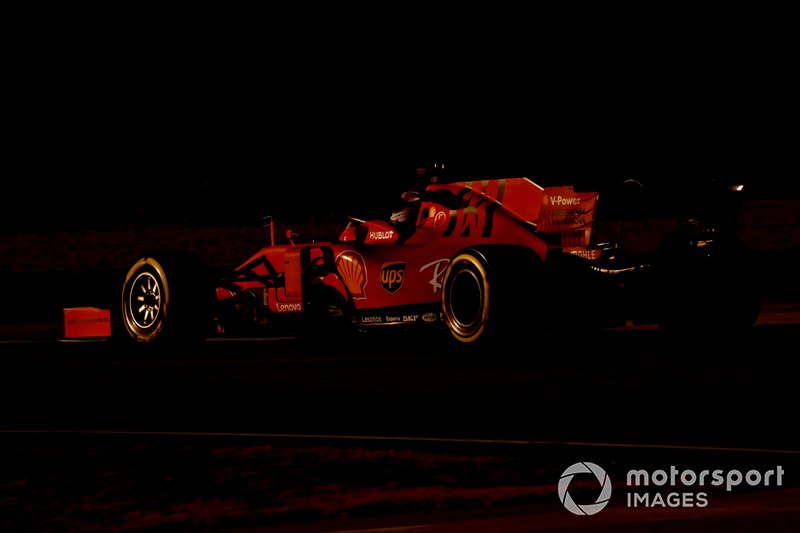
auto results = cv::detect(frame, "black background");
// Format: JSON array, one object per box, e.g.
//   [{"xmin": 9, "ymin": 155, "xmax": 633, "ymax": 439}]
[{"xmin": 5, "ymin": 14, "xmax": 799, "ymax": 228}]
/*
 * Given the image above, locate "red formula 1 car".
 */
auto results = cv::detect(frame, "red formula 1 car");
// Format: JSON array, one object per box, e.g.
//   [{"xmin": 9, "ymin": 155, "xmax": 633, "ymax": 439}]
[{"xmin": 120, "ymin": 172, "xmax": 761, "ymax": 348}]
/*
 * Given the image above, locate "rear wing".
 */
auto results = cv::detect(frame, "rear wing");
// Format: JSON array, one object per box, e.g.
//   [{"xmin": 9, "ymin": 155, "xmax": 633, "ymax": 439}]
[
  {"xmin": 538, "ymin": 185, "xmax": 599, "ymax": 250},
  {"xmin": 449, "ymin": 178, "xmax": 599, "ymax": 248}
]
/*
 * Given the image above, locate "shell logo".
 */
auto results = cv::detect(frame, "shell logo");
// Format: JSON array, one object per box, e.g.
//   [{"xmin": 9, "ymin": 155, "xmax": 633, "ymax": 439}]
[
  {"xmin": 542, "ymin": 194, "xmax": 549, "ymax": 206},
  {"xmin": 336, "ymin": 251, "xmax": 368, "ymax": 299}
]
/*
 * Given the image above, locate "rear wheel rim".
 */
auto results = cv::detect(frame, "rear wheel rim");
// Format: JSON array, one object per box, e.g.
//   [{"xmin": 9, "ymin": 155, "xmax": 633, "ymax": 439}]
[{"xmin": 449, "ymin": 269, "xmax": 483, "ymax": 329}]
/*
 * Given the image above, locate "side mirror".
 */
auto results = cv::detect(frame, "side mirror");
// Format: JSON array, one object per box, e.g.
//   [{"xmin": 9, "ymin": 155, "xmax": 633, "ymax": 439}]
[{"xmin": 400, "ymin": 190, "xmax": 421, "ymax": 203}]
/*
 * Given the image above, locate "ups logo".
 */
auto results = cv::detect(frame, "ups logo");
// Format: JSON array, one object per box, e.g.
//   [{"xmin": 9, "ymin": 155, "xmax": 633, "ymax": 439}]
[{"xmin": 380, "ymin": 262, "xmax": 407, "ymax": 294}]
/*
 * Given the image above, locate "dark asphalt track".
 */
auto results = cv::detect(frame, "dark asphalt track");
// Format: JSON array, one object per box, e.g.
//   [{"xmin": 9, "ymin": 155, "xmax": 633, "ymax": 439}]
[
  {"xmin": 1, "ymin": 314, "xmax": 798, "ymax": 532},
  {"xmin": 1, "ymin": 319, "xmax": 798, "ymax": 449}
]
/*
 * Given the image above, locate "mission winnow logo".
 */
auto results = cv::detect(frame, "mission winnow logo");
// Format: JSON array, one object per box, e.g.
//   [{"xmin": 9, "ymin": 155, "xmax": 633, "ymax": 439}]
[{"xmin": 558, "ymin": 461, "xmax": 785, "ymax": 515}]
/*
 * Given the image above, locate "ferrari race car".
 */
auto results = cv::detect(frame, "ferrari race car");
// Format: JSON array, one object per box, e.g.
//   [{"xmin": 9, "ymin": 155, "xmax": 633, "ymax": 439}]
[{"xmin": 120, "ymin": 172, "xmax": 761, "ymax": 349}]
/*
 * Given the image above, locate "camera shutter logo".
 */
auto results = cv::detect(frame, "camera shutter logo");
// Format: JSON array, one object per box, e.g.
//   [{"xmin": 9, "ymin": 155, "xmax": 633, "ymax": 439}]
[{"xmin": 558, "ymin": 462, "xmax": 612, "ymax": 515}]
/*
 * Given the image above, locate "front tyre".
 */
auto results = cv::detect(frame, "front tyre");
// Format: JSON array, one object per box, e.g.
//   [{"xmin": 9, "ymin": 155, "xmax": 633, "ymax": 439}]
[{"xmin": 121, "ymin": 253, "xmax": 213, "ymax": 345}]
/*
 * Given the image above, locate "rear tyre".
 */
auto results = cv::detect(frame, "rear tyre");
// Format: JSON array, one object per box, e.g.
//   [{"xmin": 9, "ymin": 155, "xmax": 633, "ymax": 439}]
[
  {"xmin": 442, "ymin": 247, "xmax": 540, "ymax": 353},
  {"xmin": 442, "ymin": 252, "xmax": 490, "ymax": 344},
  {"xmin": 121, "ymin": 252, "xmax": 214, "ymax": 346}
]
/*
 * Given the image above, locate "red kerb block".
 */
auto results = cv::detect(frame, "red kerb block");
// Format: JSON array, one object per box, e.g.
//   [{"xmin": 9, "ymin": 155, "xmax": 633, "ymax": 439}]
[{"xmin": 63, "ymin": 307, "xmax": 111, "ymax": 338}]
